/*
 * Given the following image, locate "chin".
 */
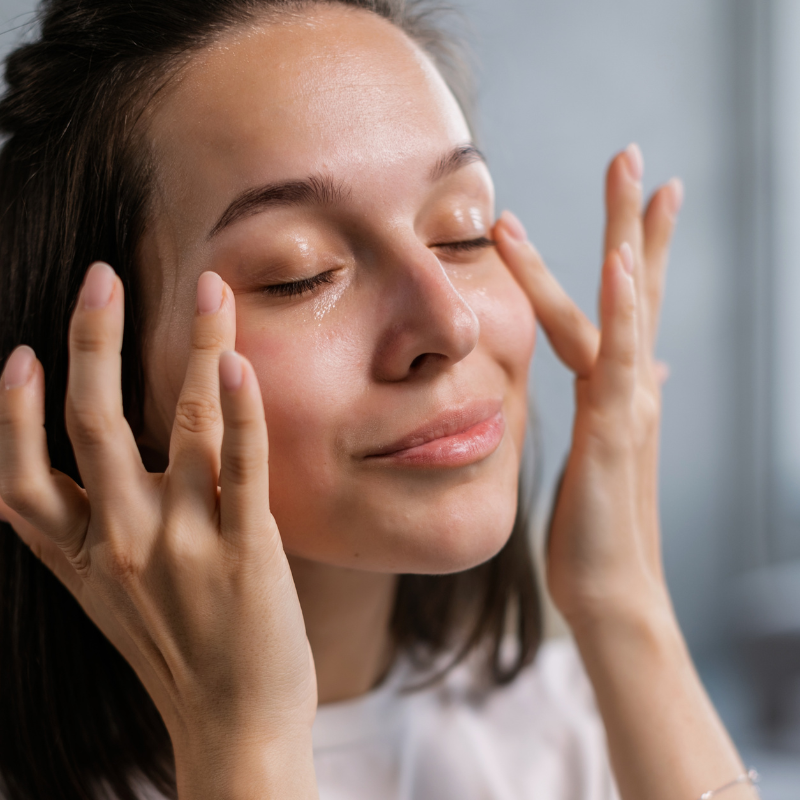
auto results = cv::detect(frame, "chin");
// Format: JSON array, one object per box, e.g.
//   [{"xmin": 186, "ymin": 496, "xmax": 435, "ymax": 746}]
[
  {"xmin": 400, "ymin": 494, "xmax": 519, "ymax": 575},
  {"xmin": 278, "ymin": 460, "xmax": 521, "ymax": 576}
]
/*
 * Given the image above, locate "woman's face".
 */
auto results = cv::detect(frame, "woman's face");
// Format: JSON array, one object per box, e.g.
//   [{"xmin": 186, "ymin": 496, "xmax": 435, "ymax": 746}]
[{"xmin": 139, "ymin": 5, "xmax": 535, "ymax": 574}]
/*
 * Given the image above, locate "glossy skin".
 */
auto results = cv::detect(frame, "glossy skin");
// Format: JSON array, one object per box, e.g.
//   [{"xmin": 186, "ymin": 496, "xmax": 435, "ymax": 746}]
[
  {"xmin": 0, "ymin": 6, "xmax": 758, "ymax": 800},
  {"xmin": 138, "ymin": 7, "xmax": 534, "ymax": 574}
]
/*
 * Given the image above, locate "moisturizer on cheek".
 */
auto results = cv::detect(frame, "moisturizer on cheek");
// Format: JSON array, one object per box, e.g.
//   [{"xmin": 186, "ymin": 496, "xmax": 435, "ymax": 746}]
[
  {"xmin": 288, "ymin": 234, "xmax": 350, "ymax": 323},
  {"xmin": 313, "ymin": 278, "xmax": 347, "ymax": 322}
]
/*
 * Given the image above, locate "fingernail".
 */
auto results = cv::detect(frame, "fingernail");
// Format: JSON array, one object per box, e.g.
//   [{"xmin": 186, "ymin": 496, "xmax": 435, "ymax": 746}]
[
  {"xmin": 500, "ymin": 210, "xmax": 527, "ymax": 242},
  {"xmin": 82, "ymin": 262, "xmax": 116, "ymax": 310},
  {"xmin": 197, "ymin": 272, "xmax": 223, "ymax": 316},
  {"xmin": 668, "ymin": 177, "xmax": 684, "ymax": 216},
  {"xmin": 3, "ymin": 345, "xmax": 35, "ymax": 390},
  {"xmin": 219, "ymin": 351, "xmax": 243, "ymax": 392},
  {"xmin": 619, "ymin": 242, "xmax": 635, "ymax": 275},
  {"xmin": 624, "ymin": 143, "xmax": 644, "ymax": 183}
]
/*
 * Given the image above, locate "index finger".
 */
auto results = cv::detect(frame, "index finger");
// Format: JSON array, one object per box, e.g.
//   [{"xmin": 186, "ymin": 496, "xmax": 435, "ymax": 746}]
[{"xmin": 495, "ymin": 212, "xmax": 600, "ymax": 378}]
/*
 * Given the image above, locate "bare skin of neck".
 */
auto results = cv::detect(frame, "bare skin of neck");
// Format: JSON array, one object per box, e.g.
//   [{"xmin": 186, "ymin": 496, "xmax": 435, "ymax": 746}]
[{"xmin": 287, "ymin": 556, "xmax": 398, "ymax": 705}]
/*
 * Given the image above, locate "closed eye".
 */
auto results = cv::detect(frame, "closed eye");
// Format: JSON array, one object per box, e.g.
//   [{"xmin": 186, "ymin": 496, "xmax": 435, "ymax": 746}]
[
  {"xmin": 432, "ymin": 236, "xmax": 496, "ymax": 253},
  {"xmin": 262, "ymin": 270, "xmax": 335, "ymax": 297},
  {"xmin": 261, "ymin": 237, "xmax": 494, "ymax": 297}
]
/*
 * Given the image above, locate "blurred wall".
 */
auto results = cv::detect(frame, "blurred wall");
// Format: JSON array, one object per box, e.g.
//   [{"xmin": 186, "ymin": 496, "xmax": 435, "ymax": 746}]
[{"xmin": 0, "ymin": 0, "xmax": 767, "ymax": 653}]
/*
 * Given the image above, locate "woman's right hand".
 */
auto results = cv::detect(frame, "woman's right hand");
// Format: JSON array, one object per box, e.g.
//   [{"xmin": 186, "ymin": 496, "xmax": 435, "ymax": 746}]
[{"xmin": 0, "ymin": 264, "xmax": 318, "ymax": 799}]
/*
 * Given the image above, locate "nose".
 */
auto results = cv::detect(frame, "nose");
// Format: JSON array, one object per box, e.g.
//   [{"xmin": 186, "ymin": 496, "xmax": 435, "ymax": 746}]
[{"xmin": 372, "ymin": 242, "xmax": 480, "ymax": 382}]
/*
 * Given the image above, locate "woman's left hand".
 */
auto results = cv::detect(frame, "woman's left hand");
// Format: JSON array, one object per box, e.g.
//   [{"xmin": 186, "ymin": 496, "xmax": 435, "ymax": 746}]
[
  {"xmin": 494, "ymin": 147, "xmax": 757, "ymax": 800},
  {"xmin": 493, "ymin": 143, "xmax": 683, "ymax": 629}
]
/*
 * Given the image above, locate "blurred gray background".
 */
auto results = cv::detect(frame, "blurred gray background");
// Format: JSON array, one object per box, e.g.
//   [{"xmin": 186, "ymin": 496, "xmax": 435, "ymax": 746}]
[{"xmin": 0, "ymin": 0, "xmax": 798, "ymax": 796}]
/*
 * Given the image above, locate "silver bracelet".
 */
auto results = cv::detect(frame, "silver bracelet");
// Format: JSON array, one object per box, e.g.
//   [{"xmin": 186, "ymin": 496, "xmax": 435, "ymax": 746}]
[{"xmin": 699, "ymin": 769, "xmax": 759, "ymax": 799}]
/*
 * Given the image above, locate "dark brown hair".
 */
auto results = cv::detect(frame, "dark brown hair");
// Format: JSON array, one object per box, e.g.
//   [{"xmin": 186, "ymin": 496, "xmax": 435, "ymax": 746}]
[{"xmin": 0, "ymin": 2, "xmax": 542, "ymax": 798}]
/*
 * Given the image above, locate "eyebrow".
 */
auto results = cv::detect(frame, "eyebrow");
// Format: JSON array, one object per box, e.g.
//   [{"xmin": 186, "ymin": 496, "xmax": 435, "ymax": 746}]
[
  {"xmin": 208, "ymin": 174, "xmax": 349, "ymax": 239},
  {"xmin": 429, "ymin": 143, "xmax": 486, "ymax": 182},
  {"xmin": 207, "ymin": 143, "xmax": 486, "ymax": 239}
]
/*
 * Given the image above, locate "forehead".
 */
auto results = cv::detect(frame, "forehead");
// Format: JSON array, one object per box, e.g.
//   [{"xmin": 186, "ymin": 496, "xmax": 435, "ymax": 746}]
[{"xmin": 146, "ymin": 5, "xmax": 472, "ymax": 240}]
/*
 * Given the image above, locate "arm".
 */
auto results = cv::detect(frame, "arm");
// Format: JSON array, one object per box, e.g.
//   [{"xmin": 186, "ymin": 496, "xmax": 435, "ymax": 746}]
[
  {"xmin": 494, "ymin": 145, "xmax": 757, "ymax": 800},
  {"xmin": 0, "ymin": 267, "xmax": 318, "ymax": 799}
]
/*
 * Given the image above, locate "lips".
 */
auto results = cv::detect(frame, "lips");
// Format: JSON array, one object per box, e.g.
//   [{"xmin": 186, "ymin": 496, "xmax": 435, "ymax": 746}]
[{"xmin": 363, "ymin": 400, "xmax": 505, "ymax": 468}]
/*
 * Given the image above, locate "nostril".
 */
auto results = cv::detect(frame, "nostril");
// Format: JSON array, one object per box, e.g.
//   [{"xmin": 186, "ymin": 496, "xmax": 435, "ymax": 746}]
[
  {"xmin": 408, "ymin": 352, "xmax": 448, "ymax": 374},
  {"xmin": 410, "ymin": 353, "xmax": 428, "ymax": 371}
]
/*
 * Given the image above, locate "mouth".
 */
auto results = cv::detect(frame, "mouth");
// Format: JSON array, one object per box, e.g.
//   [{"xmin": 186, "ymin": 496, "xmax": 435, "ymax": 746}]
[{"xmin": 363, "ymin": 400, "xmax": 505, "ymax": 468}]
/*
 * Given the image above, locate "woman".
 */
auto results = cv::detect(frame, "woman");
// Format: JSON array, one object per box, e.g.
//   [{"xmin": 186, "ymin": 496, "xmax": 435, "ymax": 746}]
[{"xmin": 0, "ymin": 1, "xmax": 757, "ymax": 799}]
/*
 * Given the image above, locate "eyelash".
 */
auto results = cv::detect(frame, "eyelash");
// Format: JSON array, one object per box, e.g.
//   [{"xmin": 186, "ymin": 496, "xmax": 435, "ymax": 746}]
[
  {"xmin": 433, "ymin": 236, "xmax": 496, "ymax": 253},
  {"xmin": 262, "ymin": 271, "xmax": 335, "ymax": 297},
  {"xmin": 262, "ymin": 237, "xmax": 495, "ymax": 297}
]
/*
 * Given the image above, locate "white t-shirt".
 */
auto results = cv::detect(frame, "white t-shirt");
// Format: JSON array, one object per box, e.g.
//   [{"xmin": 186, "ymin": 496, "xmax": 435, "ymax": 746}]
[
  {"xmin": 103, "ymin": 635, "xmax": 617, "ymax": 800},
  {"xmin": 312, "ymin": 636, "xmax": 620, "ymax": 800}
]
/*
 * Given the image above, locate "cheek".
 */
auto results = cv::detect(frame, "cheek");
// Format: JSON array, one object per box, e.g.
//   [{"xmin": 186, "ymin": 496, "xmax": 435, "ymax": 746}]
[
  {"xmin": 468, "ymin": 268, "xmax": 536, "ymax": 443},
  {"xmin": 483, "ymin": 278, "xmax": 536, "ymax": 368},
  {"xmin": 233, "ymin": 311, "xmax": 364, "ymax": 496}
]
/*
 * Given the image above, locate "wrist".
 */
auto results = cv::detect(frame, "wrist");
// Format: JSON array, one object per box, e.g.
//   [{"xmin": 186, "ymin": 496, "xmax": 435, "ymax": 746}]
[
  {"xmin": 560, "ymin": 575, "xmax": 678, "ymax": 641},
  {"xmin": 566, "ymin": 590, "xmax": 688, "ymax": 667},
  {"xmin": 564, "ymin": 592, "xmax": 752, "ymax": 800},
  {"xmin": 174, "ymin": 728, "xmax": 318, "ymax": 800}
]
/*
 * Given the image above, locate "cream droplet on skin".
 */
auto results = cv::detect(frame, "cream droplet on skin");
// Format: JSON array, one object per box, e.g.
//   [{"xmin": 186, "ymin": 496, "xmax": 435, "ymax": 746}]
[
  {"xmin": 313, "ymin": 278, "xmax": 347, "ymax": 322},
  {"xmin": 294, "ymin": 235, "xmax": 312, "ymax": 257},
  {"xmin": 469, "ymin": 207, "xmax": 484, "ymax": 232}
]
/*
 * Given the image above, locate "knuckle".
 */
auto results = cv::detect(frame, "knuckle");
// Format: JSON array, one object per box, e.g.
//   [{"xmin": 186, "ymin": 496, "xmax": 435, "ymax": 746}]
[
  {"xmin": 162, "ymin": 521, "xmax": 210, "ymax": 568},
  {"xmin": 0, "ymin": 477, "xmax": 40, "ymax": 519},
  {"xmin": 192, "ymin": 325, "xmax": 228, "ymax": 355},
  {"xmin": 635, "ymin": 388, "xmax": 661, "ymax": 434},
  {"xmin": 224, "ymin": 413, "xmax": 259, "ymax": 435},
  {"xmin": 605, "ymin": 338, "xmax": 636, "ymax": 370},
  {"xmin": 616, "ymin": 347, "xmax": 637, "ymax": 370},
  {"xmin": 221, "ymin": 444, "xmax": 265, "ymax": 486},
  {"xmin": 174, "ymin": 397, "xmax": 221, "ymax": 435},
  {"xmin": 102, "ymin": 541, "xmax": 144, "ymax": 585},
  {"xmin": 70, "ymin": 319, "xmax": 111, "ymax": 355},
  {"xmin": 0, "ymin": 404, "xmax": 17, "ymax": 432},
  {"xmin": 66, "ymin": 402, "xmax": 116, "ymax": 446}
]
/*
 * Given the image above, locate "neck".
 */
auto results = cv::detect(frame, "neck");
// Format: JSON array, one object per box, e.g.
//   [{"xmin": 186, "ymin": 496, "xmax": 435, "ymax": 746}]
[{"xmin": 288, "ymin": 555, "xmax": 398, "ymax": 705}]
